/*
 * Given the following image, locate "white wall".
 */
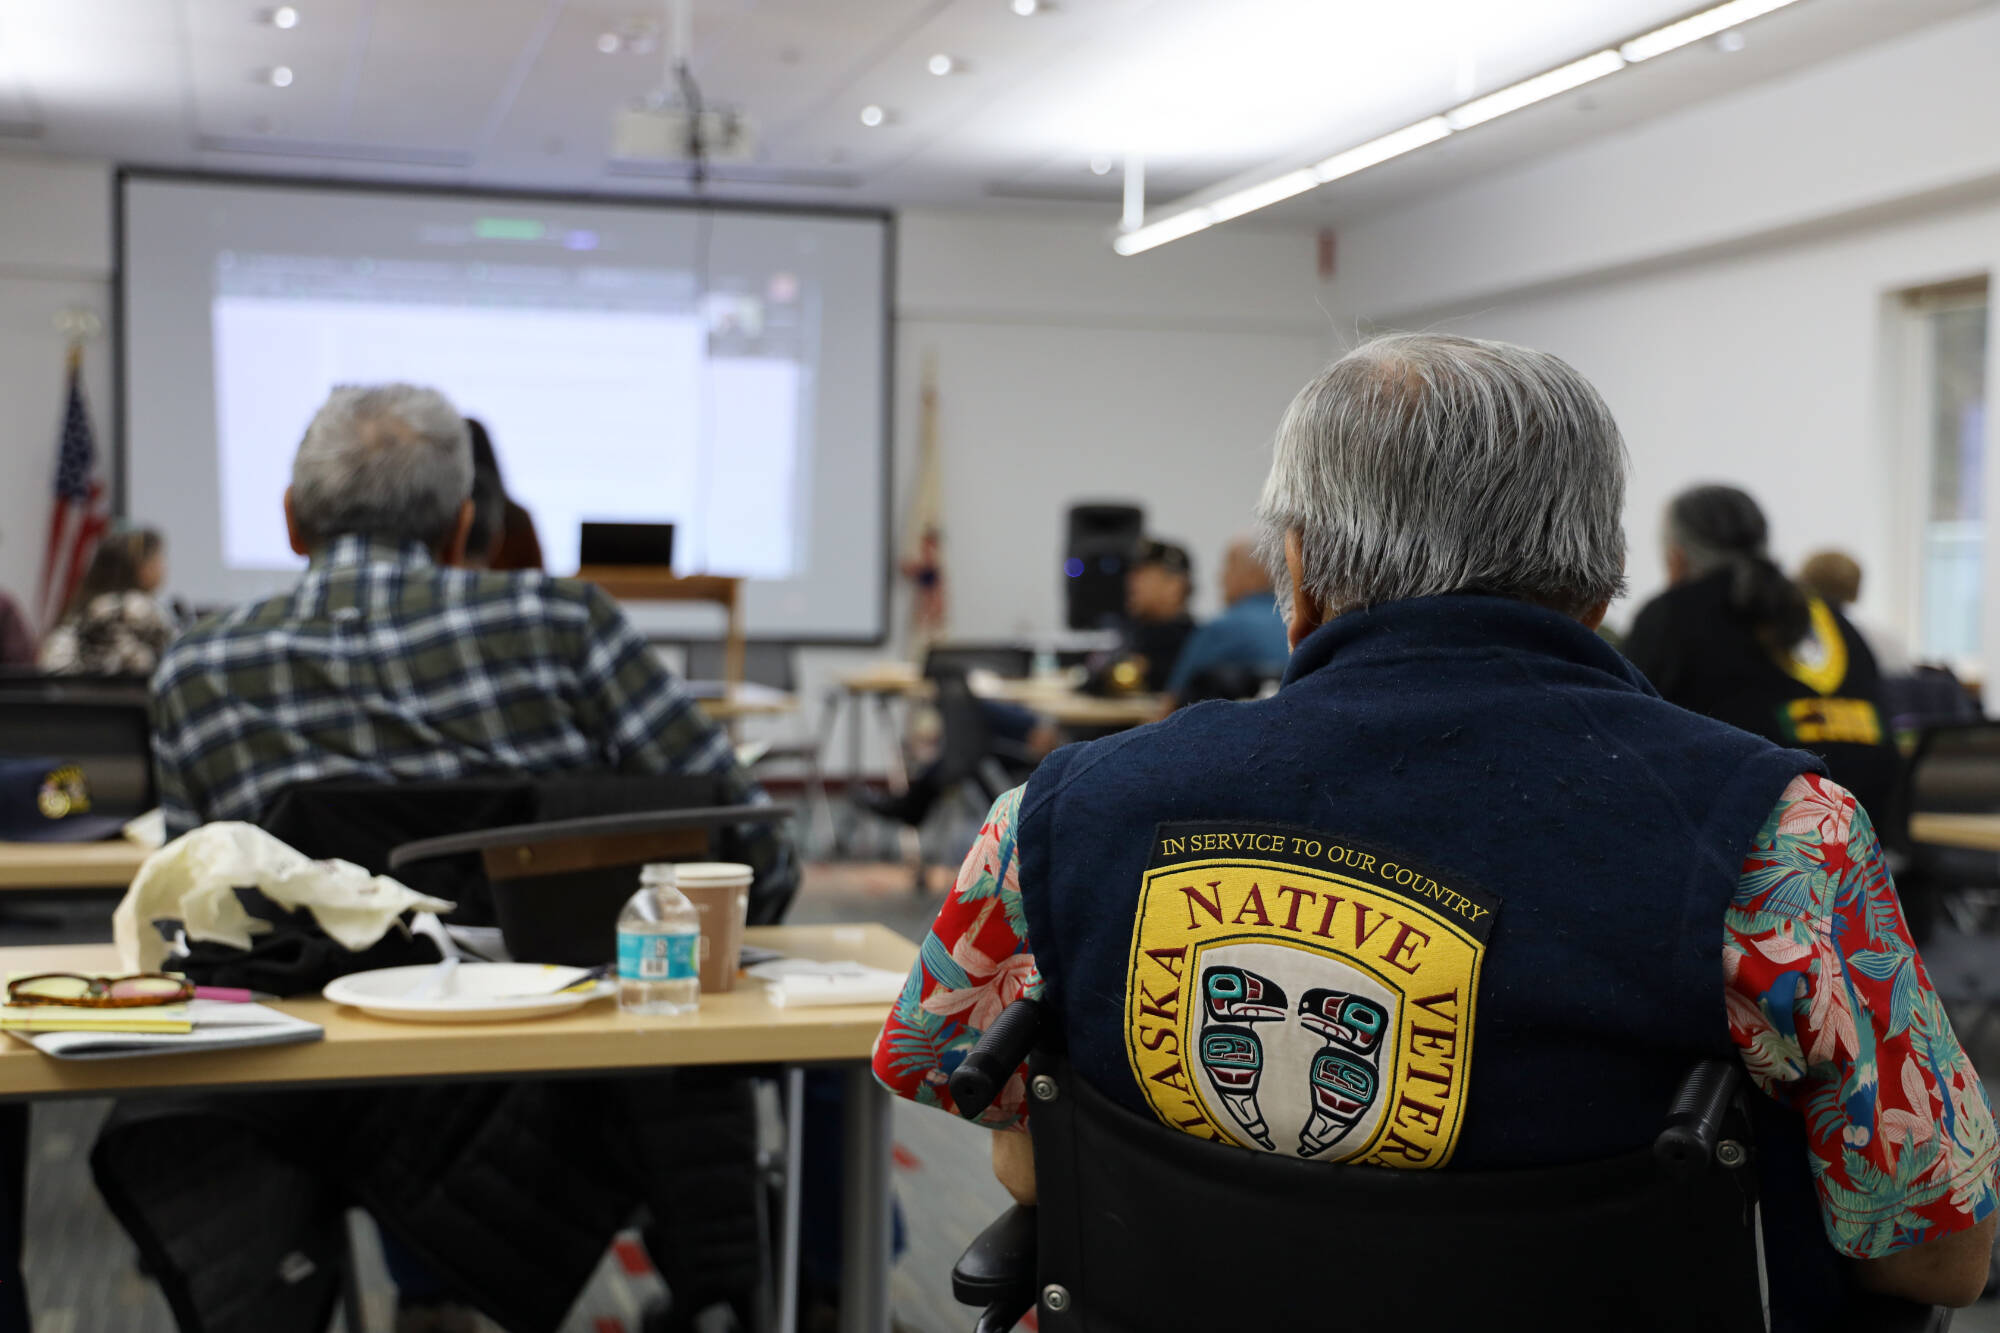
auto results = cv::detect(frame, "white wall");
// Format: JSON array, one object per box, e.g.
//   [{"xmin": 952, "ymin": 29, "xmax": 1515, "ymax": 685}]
[
  {"xmin": 0, "ymin": 154, "xmax": 114, "ymax": 637},
  {"xmin": 0, "ymin": 165, "xmax": 1334, "ymax": 782},
  {"xmin": 1324, "ymin": 5, "xmax": 2000, "ymax": 682}
]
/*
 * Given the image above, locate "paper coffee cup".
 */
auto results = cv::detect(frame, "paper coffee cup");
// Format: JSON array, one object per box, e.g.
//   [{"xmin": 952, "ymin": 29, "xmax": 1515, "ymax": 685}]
[{"xmin": 672, "ymin": 862, "xmax": 753, "ymax": 993}]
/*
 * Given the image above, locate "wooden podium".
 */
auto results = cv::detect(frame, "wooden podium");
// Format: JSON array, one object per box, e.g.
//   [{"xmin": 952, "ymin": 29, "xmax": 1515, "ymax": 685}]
[{"xmin": 575, "ymin": 567, "xmax": 745, "ymax": 688}]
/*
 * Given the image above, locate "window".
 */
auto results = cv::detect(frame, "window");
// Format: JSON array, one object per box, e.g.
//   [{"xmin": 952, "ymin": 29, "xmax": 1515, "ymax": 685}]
[{"xmin": 1907, "ymin": 279, "xmax": 1989, "ymax": 666}]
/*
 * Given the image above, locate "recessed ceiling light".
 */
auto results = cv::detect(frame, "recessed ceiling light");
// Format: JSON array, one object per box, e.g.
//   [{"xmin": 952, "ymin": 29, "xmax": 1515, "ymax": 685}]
[
  {"xmin": 268, "ymin": 65, "xmax": 294, "ymax": 88},
  {"xmin": 927, "ymin": 53, "xmax": 956, "ymax": 76},
  {"xmin": 1713, "ymin": 29, "xmax": 1747, "ymax": 52},
  {"xmin": 858, "ymin": 104, "xmax": 887, "ymax": 128},
  {"xmin": 596, "ymin": 32, "xmax": 621, "ymax": 54},
  {"xmin": 270, "ymin": 6, "xmax": 300, "ymax": 29},
  {"xmin": 1089, "ymin": 155, "xmax": 1114, "ymax": 176},
  {"xmin": 1010, "ymin": 0, "xmax": 1041, "ymax": 14}
]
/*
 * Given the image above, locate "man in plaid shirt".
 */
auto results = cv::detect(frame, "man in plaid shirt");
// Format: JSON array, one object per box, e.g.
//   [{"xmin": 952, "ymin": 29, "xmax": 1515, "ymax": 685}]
[{"xmin": 151, "ymin": 383, "xmax": 795, "ymax": 910}]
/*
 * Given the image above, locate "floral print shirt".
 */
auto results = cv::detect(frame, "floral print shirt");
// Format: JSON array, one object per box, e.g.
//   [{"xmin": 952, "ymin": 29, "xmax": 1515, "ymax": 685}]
[{"xmin": 873, "ymin": 773, "xmax": 2000, "ymax": 1260}]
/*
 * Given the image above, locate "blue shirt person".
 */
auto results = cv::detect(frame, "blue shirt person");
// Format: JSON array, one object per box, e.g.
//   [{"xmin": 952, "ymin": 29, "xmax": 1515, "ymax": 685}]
[{"xmin": 1164, "ymin": 538, "xmax": 1292, "ymax": 700}]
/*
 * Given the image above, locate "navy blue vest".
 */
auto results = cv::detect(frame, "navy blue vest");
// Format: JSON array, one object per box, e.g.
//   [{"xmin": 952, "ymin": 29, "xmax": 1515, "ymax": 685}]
[{"xmin": 1018, "ymin": 596, "xmax": 1837, "ymax": 1323}]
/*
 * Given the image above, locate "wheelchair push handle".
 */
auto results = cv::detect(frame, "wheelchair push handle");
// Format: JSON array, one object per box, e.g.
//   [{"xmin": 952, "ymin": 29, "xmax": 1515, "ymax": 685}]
[
  {"xmin": 950, "ymin": 999, "xmax": 1043, "ymax": 1119},
  {"xmin": 1653, "ymin": 1057, "xmax": 1743, "ymax": 1177}
]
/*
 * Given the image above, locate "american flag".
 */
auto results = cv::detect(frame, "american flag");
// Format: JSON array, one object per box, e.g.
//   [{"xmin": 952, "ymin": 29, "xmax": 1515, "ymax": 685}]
[{"xmin": 38, "ymin": 348, "xmax": 108, "ymax": 629}]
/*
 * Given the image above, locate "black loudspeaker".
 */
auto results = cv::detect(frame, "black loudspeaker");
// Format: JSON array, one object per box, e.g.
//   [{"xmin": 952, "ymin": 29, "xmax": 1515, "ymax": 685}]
[{"xmin": 1064, "ymin": 503, "xmax": 1145, "ymax": 630}]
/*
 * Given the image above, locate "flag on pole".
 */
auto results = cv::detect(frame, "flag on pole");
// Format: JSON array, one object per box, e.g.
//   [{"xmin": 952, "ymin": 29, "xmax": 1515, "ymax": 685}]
[
  {"xmin": 899, "ymin": 352, "xmax": 947, "ymax": 657},
  {"xmin": 38, "ymin": 344, "xmax": 108, "ymax": 630}
]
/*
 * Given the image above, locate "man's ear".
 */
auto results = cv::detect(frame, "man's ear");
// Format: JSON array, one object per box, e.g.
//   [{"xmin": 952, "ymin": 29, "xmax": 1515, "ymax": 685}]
[
  {"xmin": 1285, "ymin": 530, "xmax": 1324, "ymax": 650},
  {"xmin": 439, "ymin": 499, "xmax": 475, "ymax": 567},
  {"xmin": 1578, "ymin": 598, "xmax": 1611, "ymax": 633},
  {"xmin": 283, "ymin": 488, "xmax": 312, "ymax": 558}
]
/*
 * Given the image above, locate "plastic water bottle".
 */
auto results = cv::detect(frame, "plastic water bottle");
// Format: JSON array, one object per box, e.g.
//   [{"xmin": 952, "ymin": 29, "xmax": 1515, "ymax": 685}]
[{"xmin": 618, "ymin": 864, "xmax": 701, "ymax": 1015}]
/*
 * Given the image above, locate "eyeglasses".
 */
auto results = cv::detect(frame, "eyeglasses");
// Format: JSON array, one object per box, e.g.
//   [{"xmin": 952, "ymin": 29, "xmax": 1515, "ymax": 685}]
[{"xmin": 6, "ymin": 973, "xmax": 195, "ymax": 1008}]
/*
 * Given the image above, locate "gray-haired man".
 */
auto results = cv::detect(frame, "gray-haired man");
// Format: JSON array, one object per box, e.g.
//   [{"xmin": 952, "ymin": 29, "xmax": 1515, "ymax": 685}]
[
  {"xmin": 146, "ymin": 383, "xmax": 795, "ymax": 1331},
  {"xmin": 153, "ymin": 383, "xmax": 790, "ymax": 908},
  {"xmin": 877, "ymin": 334, "xmax": 1996, "ymax": 1325}
]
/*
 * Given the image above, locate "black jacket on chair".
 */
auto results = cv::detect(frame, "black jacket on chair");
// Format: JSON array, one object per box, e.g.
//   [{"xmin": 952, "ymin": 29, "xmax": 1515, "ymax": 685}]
[{"xmin": 89, "ymin": 772, "xmax": 776, "ymax": 1332}]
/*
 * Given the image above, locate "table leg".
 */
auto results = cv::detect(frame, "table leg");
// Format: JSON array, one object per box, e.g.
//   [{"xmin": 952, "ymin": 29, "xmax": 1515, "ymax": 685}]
[
  {"xmin": 874, "ymin": 695, "xmax": 909, "ymax": 793},
  {"xmin": 0, "ymin": 1105, "xmax": 27, "ymax": 1333},
  {"xmin": 837, "ymin": 1065, "xmax": 892, "ymax": 1333},
  {"xmin": 839, "ymin": 689, "xmax": 865, "ymax": 857},
  {"xmin": 778, "ymin": 1067, "xmax": 804, "ymax": 1333}
]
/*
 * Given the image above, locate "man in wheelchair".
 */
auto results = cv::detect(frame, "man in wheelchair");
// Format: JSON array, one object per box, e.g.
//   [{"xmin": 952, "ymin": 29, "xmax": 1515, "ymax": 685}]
[{"xmin": 875, "ymin": 334, "xmax": 1998, "ymax": 1328}]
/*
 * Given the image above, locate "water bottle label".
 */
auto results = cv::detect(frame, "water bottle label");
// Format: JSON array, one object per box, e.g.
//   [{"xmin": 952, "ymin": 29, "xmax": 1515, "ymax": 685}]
[{"xmin": 619, "ymin": 931, "xmax": 698, "ymax": 982}]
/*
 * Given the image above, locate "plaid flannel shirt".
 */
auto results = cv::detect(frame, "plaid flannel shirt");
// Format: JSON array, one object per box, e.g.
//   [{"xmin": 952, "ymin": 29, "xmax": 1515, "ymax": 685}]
[{"xmin": 150, "ymin": 533, "xmax": 792, "ymax": 897}]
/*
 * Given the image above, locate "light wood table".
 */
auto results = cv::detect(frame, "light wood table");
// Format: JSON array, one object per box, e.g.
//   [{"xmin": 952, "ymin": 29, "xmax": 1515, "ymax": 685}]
[
  {"xmin": 0, "ymin": 840, "xmax": 150, "ymax": 891},
  {"xmin": 691, "ymin": 681, "xmax": 800, "ymax": 723},
  {"xmin": 0, "ymin": 923, "xmax": 914, "ymax": 1333},
  {"xmin": 979, "ymin": 677, "xmax": 1165, "ymax": 730},
  {"xmin": 1910, "ymin": 812, "xmax": 2000, "ymax": 853}
]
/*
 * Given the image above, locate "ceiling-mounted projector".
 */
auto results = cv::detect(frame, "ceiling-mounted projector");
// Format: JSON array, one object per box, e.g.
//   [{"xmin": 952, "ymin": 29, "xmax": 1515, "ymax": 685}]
[{"xmin": 612, "ymin": 104, "xmax": 757, "ymax": 163}]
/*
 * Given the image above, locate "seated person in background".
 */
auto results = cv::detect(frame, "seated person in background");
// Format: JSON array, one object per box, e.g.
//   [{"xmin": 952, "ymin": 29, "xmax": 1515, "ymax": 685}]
[
  {"xmin": 1164, "ymin": 535, "xmax": 1290, "ymax": 703},
  {"xmin": 39, "ymin": 528, "xmax": 175, "ymax": 676},
  {"xmin": 151, "ymin": 383, "xmax": 795, "ymax": 1331},
  {"xmin": 466, "ymin": 417, "xmax": 545, "ymax": 572},
  {"xmin": 1797, "ymin": 548, "xmax": 1914, "ymax": 676},
  {"xmin": 462, "ymin": 448, "xmax": 508, "ymax": 570},
  {"xmin": 152, "ymin": 383, "xmax": 793, "ymax": 887},
  {"xmin": 876, "ymin": 334, "xmax": 1997, "ymax": 1321},
  {"xmin": 1623, "ymin": 485, "xmax": 1901, "ymax": 827},
  {"xmin": 1083, "ymin": 537, "xmax": 1196, "ymax": 695},
  {"xmin": 0, "ymin": 583, "xmax": 34, "ymax": 667}
]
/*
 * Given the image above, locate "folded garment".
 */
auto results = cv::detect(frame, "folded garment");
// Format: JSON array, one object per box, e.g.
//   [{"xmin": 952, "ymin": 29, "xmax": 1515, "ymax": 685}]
[{"xmin": 113, "ymin": 822, "xmax": 454, "ymax": 973}]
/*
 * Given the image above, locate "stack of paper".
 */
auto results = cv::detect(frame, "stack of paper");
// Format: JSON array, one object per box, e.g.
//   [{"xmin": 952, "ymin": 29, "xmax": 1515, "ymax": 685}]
[
  {"xmin": 0, "ymin": 999, "xmax": 322, "ymax": 1061},
  {"xmin": 747, "ymin": 958, "xmax": 907, "ymax": 1008},
  {"xmin": 0, "ymin": 998, "xmax": 192, "ymax": 1035}
]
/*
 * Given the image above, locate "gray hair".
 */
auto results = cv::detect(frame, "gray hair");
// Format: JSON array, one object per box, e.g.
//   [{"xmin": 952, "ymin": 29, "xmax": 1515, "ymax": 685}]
[
  {"xmin": 290, "ymin": 385, "xmax": 474, "ymax": 549},
  {"xmin": 1254, "ymin": 333, "xmax": 1627, "ymax": 621}
]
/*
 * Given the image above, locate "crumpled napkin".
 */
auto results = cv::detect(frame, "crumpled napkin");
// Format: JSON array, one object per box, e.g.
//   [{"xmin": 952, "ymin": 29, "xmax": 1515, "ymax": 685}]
[{"xmin": 112, "ymin": 822, "xmax": 455, "ymax": 973}]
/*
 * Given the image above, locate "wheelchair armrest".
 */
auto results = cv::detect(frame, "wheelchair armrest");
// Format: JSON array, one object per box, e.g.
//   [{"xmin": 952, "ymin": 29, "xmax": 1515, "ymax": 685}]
[
  {"xmin": 1654, "ymin": 1058, "xmax": 1742, "ymax": 1179},
  {"xmin": 949, "ymin": 998, "xmax": 1043, "ymax": 1119},
  {"xmin": 953, "ymin": 1204, "xmax": 1038, "ymax": 1333}
]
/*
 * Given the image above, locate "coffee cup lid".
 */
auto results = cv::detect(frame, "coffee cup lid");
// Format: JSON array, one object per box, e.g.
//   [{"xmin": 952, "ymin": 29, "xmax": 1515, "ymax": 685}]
[{"xmin": 669, "ymin": 861, "xmax": 754, "ymax": 887}]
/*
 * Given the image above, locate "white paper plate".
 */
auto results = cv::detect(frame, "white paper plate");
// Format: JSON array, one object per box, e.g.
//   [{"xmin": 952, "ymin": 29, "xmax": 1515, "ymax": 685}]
[{"xmin": 323, "ymin": 963, "xmax": 613, "ymax": 1024}]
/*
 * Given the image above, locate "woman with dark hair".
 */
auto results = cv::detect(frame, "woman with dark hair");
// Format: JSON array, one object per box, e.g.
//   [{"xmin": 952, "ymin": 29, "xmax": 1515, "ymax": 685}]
[
  {"xmin": 38, "ymin": 527, "xmax": 176, "ymax": 676},
  {"xmin": 1623, "ymin": 484, "xmax": 1900, "ymax": 823},
  {"xmin": 465, "ymin": 418, "xmax": 544, "ymax": 572}
]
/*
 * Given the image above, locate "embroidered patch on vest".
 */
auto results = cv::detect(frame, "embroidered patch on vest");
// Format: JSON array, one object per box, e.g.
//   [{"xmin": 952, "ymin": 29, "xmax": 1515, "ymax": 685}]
[{"xmin": 1122, "ymin": 822, "xmax": 1499, "ymax": 1168}]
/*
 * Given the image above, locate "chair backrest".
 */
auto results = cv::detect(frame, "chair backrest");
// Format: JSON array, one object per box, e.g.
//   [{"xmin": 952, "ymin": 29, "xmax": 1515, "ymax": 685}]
[
  {"xmin": 679, "ymin": 640, "xmax": 797, "ymax": 692},
  {"xmin": 0, "ymin": 688, "xmax": 155, "ymax": 816},
  {"xmin": 928, "ymin": 669, "xmax": 999, "ymax": 788},
  {"xmin": 258, "ymin": 772, "xmax": 728, "ymax": 928},
  {"xmin": 1907, "ymin": 721, "xmax": 2000, "ymax": 814},
  {"xmin": 1023, "ymin": 1047, "xmax": 1763, "ymax": 1332},
  {"xmin": 924, "ymin": 642, "xmax": 1034, "ymax": 680}
]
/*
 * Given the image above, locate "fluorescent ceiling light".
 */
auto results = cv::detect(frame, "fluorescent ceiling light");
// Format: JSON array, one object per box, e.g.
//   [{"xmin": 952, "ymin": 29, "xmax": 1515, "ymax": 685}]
[
  {"xmin": 1109, "ymin": 0, "xmax": 1815, "ymax": 257},
  {"xmin": 1207, "ymin": 169, "xmax": 1320, "ymax": 222},
  {"xmin": 1315, "ymin": 116, "xmax": 1451, "ymax": 182},
  {"xmin": 1621, "ymin": 0, "xmax": 1802, "ymax": 63},
  {"xmin": 1445, "ymin": 49, "xmax": 1624, "ymax": 129},
  {"xmin": 1112, "ymin": 210, "xmax": 1215, "ymax": 256}
]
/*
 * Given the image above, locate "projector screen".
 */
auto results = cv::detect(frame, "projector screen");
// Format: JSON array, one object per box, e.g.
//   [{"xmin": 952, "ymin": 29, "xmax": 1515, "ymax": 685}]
[{"xmin": 121, "ymin": 174, "xmax": 890, "ymax": 641}]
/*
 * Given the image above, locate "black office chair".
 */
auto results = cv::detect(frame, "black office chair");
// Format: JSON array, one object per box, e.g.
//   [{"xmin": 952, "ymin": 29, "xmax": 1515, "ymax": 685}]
[
  {"xmin": 1902, "ymin": 721, "xmax": 2000, "ymax": 941},
  {"xmin": 0, "ymin": 685, "xmax": 155, "ymax": 819},
  {"xmin": 947, "ymin": 1000, "xmax": 1948, "ymax": 1333},
  {"xmin": 678, "ymin": 639, "xmax": 833, "ymax": 853},
  {"xmin": 922, "ymin": 642, "xmax": 1035, "ymax": 680},
  {"xmin": 1882, "ymin": 668, "xmax": 1980, "ymax": 736}
]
